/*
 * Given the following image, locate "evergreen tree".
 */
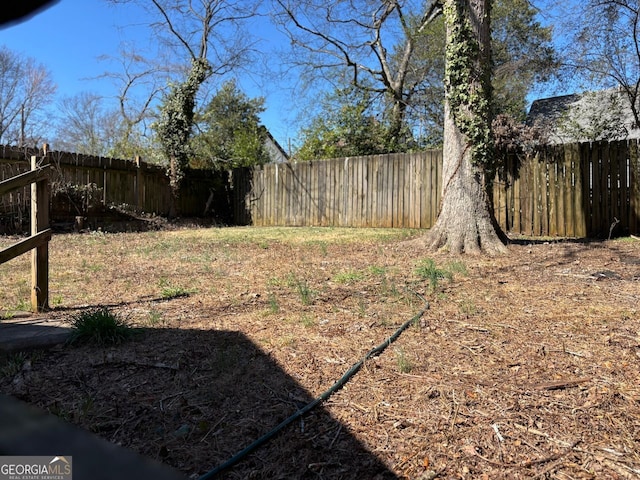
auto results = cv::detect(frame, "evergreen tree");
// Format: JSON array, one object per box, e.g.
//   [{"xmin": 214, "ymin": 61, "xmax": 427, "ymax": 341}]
[{"xmin": 191, "ymin": 79, "xmax": 270, "ymax": 169}]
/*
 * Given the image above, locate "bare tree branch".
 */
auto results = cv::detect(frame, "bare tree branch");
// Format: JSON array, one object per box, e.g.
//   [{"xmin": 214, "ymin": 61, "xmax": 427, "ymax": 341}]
[{"xmin": 273, "ymin": 0, "xmax": 444, "ymax": 145}]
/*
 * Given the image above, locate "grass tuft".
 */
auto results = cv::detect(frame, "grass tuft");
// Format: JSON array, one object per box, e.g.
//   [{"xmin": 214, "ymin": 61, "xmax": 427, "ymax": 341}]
[
  {"xmin": 68, "ymin": 308, "xmax": 135, "ymax": 346},
  {"xmin": 287, "ymin": 273, "xmax": 315, "ymax": 305},
  {"xmin": 415, "ymin": 258, "xmax": 452, "ymax": 290},
  {"xmin": 395, "ymin": 348, "xmax": 413, "ymax": 373},
  {"xmin": 159, "ymin": 278, "xmax": 194, "ymax": 299},
  {"xmin": 415, "ymin": 258, "xmax": 467, "ymax": 291},
  {"xmin": 333, "ymin": 270, "xmax": 364, "ymax": 284}
]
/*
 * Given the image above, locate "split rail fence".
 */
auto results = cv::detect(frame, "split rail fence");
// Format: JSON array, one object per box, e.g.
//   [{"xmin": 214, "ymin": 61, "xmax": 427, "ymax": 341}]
[{"xmin": 0, "ymin": 156, "xmax": 50, "ymax": 312}]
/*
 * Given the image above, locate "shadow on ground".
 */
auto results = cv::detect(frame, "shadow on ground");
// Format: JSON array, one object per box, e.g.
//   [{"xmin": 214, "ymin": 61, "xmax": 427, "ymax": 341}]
[{"xmin": 0, "ymin": 326, "xmax": 397, "ymax": 479}]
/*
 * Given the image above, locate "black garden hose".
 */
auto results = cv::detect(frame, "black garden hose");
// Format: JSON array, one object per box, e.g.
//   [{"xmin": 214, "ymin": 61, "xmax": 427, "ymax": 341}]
[{"xmin": 198, "ymin": 301, "xmax": 429, "ymax": 480}]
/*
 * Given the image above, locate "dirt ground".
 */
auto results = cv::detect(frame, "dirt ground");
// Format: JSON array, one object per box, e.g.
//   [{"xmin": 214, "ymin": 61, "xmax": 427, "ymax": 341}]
[{"xmin": 1, "ymin": 227, "xmax": 639, "ymax": 479}]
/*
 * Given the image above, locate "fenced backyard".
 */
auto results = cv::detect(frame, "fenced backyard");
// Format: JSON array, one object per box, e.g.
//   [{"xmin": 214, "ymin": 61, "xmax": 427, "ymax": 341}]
[{"xmin": 1, "ymin": 140, "xmax": 639, "ymax": 237}]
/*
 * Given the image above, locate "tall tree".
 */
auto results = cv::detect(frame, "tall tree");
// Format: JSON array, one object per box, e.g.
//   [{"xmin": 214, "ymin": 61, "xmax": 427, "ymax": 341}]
[
  {"xmin": 274, "ymin": 0, "xmax": 443, "ymax": 150},
  {"xmin": 278, "ymin": 0, "xmax": 555, "ymax": 151},
  {"xmin": 425, "ymin": 0, "xmax": 507, "ymax": 254},
  {"xmin": 108, "ymin": 0, "xmax": 258, "ymax": 210},
  {"xmin": 403, "ymin": 0, "xmax": 556, "ymax": 145},
  {"xmin": 155, "ymin": 57, "xmax": 211, "ymax": 196},
  {"xmin": 190, "ymin": 79, "xmax": 270, "ymax": 169},
  {"xmin": 563, "ymin": 0, "xmax": 640, "ymax": 128},
  {"xmin": 0, "ymin": 46, "xmax": 56, "ymax": 146}
]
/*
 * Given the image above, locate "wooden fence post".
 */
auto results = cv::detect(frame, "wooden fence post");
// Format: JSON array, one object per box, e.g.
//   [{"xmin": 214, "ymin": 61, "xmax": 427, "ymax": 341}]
[
  {"xmin": 31, "ymin": 155, "xmax": 49, "ymax": 312},
  {"xmin": 135, "ymin": 155, "xmax": 144, "ymax": 210}
]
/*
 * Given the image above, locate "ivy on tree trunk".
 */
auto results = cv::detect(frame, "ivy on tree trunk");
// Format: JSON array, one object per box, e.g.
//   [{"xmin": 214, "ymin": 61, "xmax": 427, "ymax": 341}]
[
  {"xmin": 155, "ymin": 58, "xmax": 211, "ymax": 214},
  {"xmin": 425, "ymin": 0, "xmax": 508, "ymax": 254}
]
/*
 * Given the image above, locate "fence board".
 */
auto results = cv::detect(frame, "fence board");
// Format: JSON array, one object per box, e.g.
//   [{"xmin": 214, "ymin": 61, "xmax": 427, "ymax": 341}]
[
  {"xmin": 549, "ymin": 150, "xmax": 559, "ymax": 236},
  {"xmin": 512, "ymin": 155, "xmax": 521, "ymax": 232},
  {"xmin": 610, "ymin": 141, "xmax": 620, "ymax": 228},
  {"xmin": 617, "ymin": 140, "xmax": 627, "ymax": 225},
  {"xmin": 563, "ymin": 145, "xmax": 574, "ymax": 237},
  {"xmin": 631, "ymin": 140, "xmax": 640, "ymax": 233},
  {"xmin": 602, "ymin": 142, "xmax": 611, "ymax": 228}
]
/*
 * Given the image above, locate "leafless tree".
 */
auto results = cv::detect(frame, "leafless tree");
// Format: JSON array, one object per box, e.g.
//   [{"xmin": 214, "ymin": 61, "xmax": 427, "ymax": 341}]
[
  {"xmin": 107, "ymin": 0, "xmax": 259, "ymax": 210},
  {"xmin": 558, "ymin": 0, "xmax": 640, "ymax": 127},
  {"xmin": 0, "ymin": 46, "xmax": 56, "ymax": 147},
  {"xmin": 96, "ymin": 45, "xmax": 164, "ymax": 158},
  {"xmin": 54, "ymin": 92, "xmax": 120, "ymax": 156},
  {"xmin": 273, "ymin": 0, "xmax": 443, "ymax": 147}
]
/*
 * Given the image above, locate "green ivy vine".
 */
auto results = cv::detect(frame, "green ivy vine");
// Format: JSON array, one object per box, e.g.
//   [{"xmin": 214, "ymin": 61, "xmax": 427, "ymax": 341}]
[
  {"xmin": 443, "ymin": 1, "xmax": 493, "ymax": 168},
  {"xmin": 155, "ymin": 58, "xmax": 211, "ymax": 189}
]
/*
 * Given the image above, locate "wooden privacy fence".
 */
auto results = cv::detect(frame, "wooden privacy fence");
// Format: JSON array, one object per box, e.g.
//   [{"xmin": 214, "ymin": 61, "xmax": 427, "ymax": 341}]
[
  {"xmin": 233, "ymin": 151, "xmax": 443, "ymax": 228},
  {"xmin": 0, "ymin": 156, "xmax": 50, "ymax": 312},
  {"xmin": 234, "ymin": 141, "xmax": 640, "ymax": 237},
  {"xmin": 494, "ymin": 141, "xmax": 640, "ymax": 237},
  {"xmin": 0, "ymin": 146, "xmax": 227, "ymax": 230},
  {"xmin": 2, "ymin": 141, "xmax": 638, "ymax": 238}
]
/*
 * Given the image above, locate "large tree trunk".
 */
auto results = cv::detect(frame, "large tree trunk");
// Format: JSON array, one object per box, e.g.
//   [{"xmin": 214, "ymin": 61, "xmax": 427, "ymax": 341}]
[
  {"xmin": 425, "ymin": 0, "xmax": 507, "ymax": 255},
  {"xmin": 427, "ymin": 104, "xmax": 507, "ymax": 254}
]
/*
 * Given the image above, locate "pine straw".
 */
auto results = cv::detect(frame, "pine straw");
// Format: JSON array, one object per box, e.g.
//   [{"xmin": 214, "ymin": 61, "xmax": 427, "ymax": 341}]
[{"xmin": 1, "ymin": 229, "xmax": 639, "ymax": 479}]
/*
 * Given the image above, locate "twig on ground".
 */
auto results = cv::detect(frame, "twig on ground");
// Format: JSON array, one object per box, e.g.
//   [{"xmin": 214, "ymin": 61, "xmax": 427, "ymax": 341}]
[
  {"xmin": 514, "ymin": 423, "xmax": 640, "ymax": 474},
  {"xmin": 513, "ymin": 423, "xmax": 574, "ymax": 447},
  {"xmin": 492, "ymin": 423, "xmax": 504, "ymax": 443},
  {"xmin": 200, "ymin": 414, "xmax": 228, "ymax": 443},
  {"xmin": 528, "ymin": 378, "xmax": 590, "ymax": 391},
  {"xmin": 609, "ymin": 217, "xmax": 620, "ymax": 240},
  {"xmin": 529, "ymin": 460, "xmax": 564, "ymax": 479},
  {"xmin": 463, "ymin": 440, "xmax": 579, "ymax": 469},
  {"xmin": 601, "ymin": 458, "xmax": 640, "ymax": 477},
  {"xmin": 328, "ymin": 424, "xmax": 342, "ymax": 448},
  {"xmin": 445, "ymin": 319, "xmax": 491, "ymax": 332},
  {"xmin": 519, "ymin": 441, "xmax": 579, "ymax": 468},
  {"xmin": 91, "ymin": 359, "xmax": 180, "ymax": 370}
]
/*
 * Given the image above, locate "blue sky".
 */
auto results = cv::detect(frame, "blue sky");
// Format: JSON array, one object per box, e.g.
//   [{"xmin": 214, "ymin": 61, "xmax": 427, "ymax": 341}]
[
  {"xmin": 0, "ymin": 0, "xmax": 298, "ymax": 149},
  {"xmin": 0, "ymin": 0, "xmax": 576, "ymax": 154}
]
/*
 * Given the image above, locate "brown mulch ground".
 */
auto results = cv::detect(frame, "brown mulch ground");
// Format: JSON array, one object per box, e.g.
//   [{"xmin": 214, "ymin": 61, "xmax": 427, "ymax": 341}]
[{"xmin": 1, "ymin": 227, "xmax": 639, "ymax": 479}]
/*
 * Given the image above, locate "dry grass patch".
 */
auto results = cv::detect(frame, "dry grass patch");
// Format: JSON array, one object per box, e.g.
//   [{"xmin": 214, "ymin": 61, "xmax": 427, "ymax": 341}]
[{"xmin": 1, "ymin": 226, "xmax": 639, "ymax": 479}]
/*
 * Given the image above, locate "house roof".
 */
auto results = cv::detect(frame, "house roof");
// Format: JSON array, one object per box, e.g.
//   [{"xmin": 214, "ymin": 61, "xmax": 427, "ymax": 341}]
[
  {"xmin": 527, "ymin": 88, "xmax": 640, "ymax": 144},
  {"xmin": 264, "ymin": 130, "xmax": 289, "ymax": 163}
]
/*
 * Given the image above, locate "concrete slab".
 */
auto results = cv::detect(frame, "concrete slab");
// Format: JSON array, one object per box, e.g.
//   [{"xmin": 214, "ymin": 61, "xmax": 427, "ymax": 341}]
[
  {"xmin": 0, "ymin": 313, "xmax": 72, "ymax": 353},
  {"xmin": 0, "ymin": 316, "xmax": 188, "ymax": 479},
  {"xmin": 0, "ymin": 394, "xmax": 188, "ymax": 480}
]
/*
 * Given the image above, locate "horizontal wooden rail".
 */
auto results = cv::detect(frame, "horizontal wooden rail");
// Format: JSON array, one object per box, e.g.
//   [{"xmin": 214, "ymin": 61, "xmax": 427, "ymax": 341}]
[
  {"xmin": 0, "ymin": 164, "xmax": 50, "ymax": 196},
  {"xmin": 0, "ymin": 229, "xmax": 52, "ymax": 265}
]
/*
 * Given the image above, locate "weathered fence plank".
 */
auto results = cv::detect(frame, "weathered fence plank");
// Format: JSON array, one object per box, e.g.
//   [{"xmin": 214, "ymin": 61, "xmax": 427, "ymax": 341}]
[{"xmin": 631, "ymin": 141, "xmax": 640, "ymax": 233}]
